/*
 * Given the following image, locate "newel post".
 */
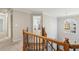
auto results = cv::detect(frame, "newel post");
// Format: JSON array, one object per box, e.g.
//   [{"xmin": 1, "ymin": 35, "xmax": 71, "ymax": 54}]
[
  {"xmin": 42, "ymin": 27, "xmax": 47, "ymax": 37},
  {"xmin": 23, "ymin": 27, "xmax": 28, "ymax": 51},
  {"xmin": 64, "ymin": 38, "xmax": 70, "ymax": 51},
  {"xmin": 23, "ymin": 30, "xmax": 26, "ymax": 51},
  {"xmin": 42, "ymin": 27, "xmax": 47, "ymax": 50}
]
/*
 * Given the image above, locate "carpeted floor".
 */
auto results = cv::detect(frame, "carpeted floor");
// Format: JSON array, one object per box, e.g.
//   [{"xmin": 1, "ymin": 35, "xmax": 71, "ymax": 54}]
[{"xmin": 0, "ymin": 40, "xmax": 23, "ymax": 51}]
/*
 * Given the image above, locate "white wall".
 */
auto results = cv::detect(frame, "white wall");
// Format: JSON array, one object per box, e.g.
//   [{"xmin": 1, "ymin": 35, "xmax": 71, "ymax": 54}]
[
  {"xmin": 12, "ymin": 10, "xmax": 58, "ymax": 42},
  {"xmin": 43, "ymin": 14, "xmax": 57, "ymax": 39},
  {"xmin": 13, "ymin": 10, "xmax": 32, "ymax": 42}
]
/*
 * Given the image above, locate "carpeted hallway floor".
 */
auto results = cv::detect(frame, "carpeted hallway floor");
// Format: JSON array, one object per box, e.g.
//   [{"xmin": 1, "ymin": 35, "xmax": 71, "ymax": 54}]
[{"xmin": 0, "ymin": 40, "xmax": 23, "ymax": 51}]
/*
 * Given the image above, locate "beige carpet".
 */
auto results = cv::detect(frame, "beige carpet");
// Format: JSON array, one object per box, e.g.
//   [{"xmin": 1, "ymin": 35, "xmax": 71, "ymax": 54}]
[{"xmin": 0, "ymin": 40, "xmax": 23, "ymax": 51}]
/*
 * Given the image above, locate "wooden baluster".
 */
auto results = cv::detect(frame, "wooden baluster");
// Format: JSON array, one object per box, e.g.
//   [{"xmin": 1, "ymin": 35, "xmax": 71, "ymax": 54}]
[
  {"xmin": 42, "ymin": 27, "xmax": 44, "ymax": 51},
  {"xmin": 27, "ymin": 32, "xmax": 29, "ymax": 49},
  {"xmin": 57, "ymin": 44, "xmax": 59, "ymax": 51},
  {"xmin": 23, "ymin": 29, "xmax": 28, "ymax": 51},
  {"xmin": 46, "ymin": 39, "xmax": 48, "ymax": 51},
  {"xmin": 73, "ymin": 48, "xmax": 76, "ymax": 51},
  {"xmin": 26, "ymin": 28, "xmax": 29, "ymax": 50},
  {"xmin": 23, "ymin": 30, "xmax": 26, "ymax": 51},
  {"xmin": 42, "ymin": 27, "xmax": 47, "ymax": 51},
  {"xmin": 44, "ymin": 39, "xmax": 46, "ymax": 51},
  {"xmin": 51, "ymin": 43, "xmax": 53, "ymax": 51},
  {"xmin": 43, "ymin": 39, "xmax": 45, "ymax": 50},
  {"xmin": 34, "ymin": 35, "xmax": 36, "ymax": 51},
  {"xmin": 44, "ymin": 39, "xmax": 45, "ymax": 51},
  {"xmin": 73, "ymin": 41, "xmax": 76, "ymax": 51},
  {"xmin": 42, "ymin": 39, "xmax": 44, "ymax": 51},
  {"xmin": 36, "ymin": 36, "xmax": 38, "ymax": 51},
  {"xmin": 39, "ymin": 37, "xmax": 41, "ymax": 51}
]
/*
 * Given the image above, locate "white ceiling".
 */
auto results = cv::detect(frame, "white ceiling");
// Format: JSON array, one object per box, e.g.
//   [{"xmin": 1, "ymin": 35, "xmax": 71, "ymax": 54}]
[{"xmin": 14, "ymin": 8, "xmax": 79, "ymax": 17}]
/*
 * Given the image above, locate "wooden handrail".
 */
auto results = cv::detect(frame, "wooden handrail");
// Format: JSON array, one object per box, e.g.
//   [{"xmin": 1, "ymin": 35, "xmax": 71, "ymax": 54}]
[
  {"xmin": 23, "ymin": 31, "xmax": 69, "ymax": 51},
  {"xmin": 24, "ymin": 31, "xmax": 66, "ymax": 46},
  {"xmin": 70, "ymin": 44, "xmax": 79, "ymax": 49},
  {"xmin": 23, "ymin": 30, "xmax": 79, "ymax": 51}
]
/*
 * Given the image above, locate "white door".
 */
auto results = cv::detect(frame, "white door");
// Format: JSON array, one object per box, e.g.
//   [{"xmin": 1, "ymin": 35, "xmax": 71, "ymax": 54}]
[
  {"xmin": 32, "ymin": 15, "xmax": 42, "ymax": 43},
  {"xmin": 33, "ymin": 15, "xmax": 41, "ymax": 35}
]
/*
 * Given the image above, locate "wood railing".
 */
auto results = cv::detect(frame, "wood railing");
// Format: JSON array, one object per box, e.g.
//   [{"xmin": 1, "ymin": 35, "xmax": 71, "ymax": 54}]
[{"xmin": 23, "ymin": 28, "xmax": 79, "ymax": 51}]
